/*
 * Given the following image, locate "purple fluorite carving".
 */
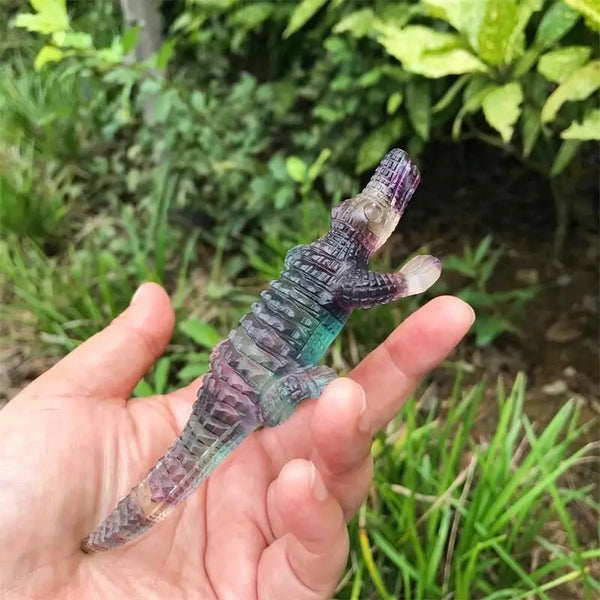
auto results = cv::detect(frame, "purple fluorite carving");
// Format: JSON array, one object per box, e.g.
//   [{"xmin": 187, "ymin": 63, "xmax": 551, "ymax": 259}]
[{"xmin": 81, "ymin": 148, "xmax": 442, "ymax": 553}]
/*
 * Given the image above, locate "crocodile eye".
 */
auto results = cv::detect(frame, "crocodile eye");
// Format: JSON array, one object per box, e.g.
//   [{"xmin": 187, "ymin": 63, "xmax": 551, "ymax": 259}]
[{"xmin": 363, "ymin": 202, "xmax": 383, "ymax": 223}]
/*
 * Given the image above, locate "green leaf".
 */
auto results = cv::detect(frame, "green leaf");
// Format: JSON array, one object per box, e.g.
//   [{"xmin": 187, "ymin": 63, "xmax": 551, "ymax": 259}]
[
  {"xmin": 286, "ymin": 156, "xmax": 307, "ymax": 182},
  {"xmin": 443, "ymin": 255, "xmax": 476, "ymax": 277},
  {"xmin": 152, "ymin": 89, "xmax": 177, "ymax": 124},
  {"xmin": 134, "ymin": 379, "xmax": 154, "ymax": 397},
  {"xmin": 550, "ymin": 139, "xmax": 582, "ymax": 176},
  {"xmin": 432, "ymin": 74, "xmax": 469, "ymax": 113},
  {"xmin": 230, "ymin": 2, "xmax": 274, "ymax": 30},
  {"xmin": 422, "ymin": 0, "xmax": 487, "ymax": 49},
  {"xmin": 521, "ymin": 106, "xmax": 542, "ymax": 157},
  {"xmin": 474, "ymin": 234, "xmax": 493, "ymax": 265},
  {"xmin": 356, "ymin": 118, "xmax": 404, "ymax": 173},
  {"xmin": 482, "ymin": 83, "xmax": 523, "ymax": 143},
  {"xmin": 284, "ymin": 0, "xmax": 329, "ymax": 37},
  {"xmin": 386, "ymin": 91, "xmax": 403, "ymax": 114},
  {"xmin": 472, "ymin": 315, "xmax": 516, "ymax": 346},
  {"xmin": 153, "ymin": 357, "xmax": 170, "ymax": 395},
  {"xmin": 308, "ymin": 149, "xmax": 332, "ymax": 181},
  {"xmin": 541, "ymin": 60, "xmax": 600, "ymax": 123},
  {"xmin": 538, "ymin": 46, "xmax": 592, "ymax": 83},
  {"xmin": 452, "ymin": 78, "xmax": 496, "ymax": 139},
  {"xmin": 97, "ymin": 37, "xmax": 124, "ymax": 64},
  {"xmin": 477, "ymin": 0, "xmax": 519, "ymax": 66},
  {"xmin": 333, "ymin": 8, "xmax": 378, "ymax": 38},
  {"xmin": 377, "ymin": 24, "xmax": 487, "ymax": 78},
  {"xmin": 564, "ymin": 0, "xmax": 600, "ymax": 31},
  {"xmin": 405, "ymin": 81, "xmax": 431, "ymax": 140},
  {"xmin": 177, "ymin": 363, "xmax": 208, "ymax": 381},
  {"xmin": 155, "ymin": 39, "xmax": 175, "ymax": 70},
  {"xmin": 561, "ymin": 109, "xmax": 600, "ymax": 140},
  {"xmin": 179, "ymin": 319, "xmax": 221, "ymax": 349},
  {"xmin": 534, "ymin": 1, "xmax": 580, "ymax": 47},
  {"xmin": 121, "ymin": 26, "xmax": 139, "ymax": 54},
  {"xmin": 33, "ymin": 45, "xmax": 64, "ymax": 70},
  {"xmin": 60, "ymin": 32, "xmax": 92, "ymax": 49}
]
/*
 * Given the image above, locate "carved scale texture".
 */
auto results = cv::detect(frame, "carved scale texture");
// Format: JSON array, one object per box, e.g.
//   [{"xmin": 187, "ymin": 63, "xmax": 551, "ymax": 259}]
[{"xmin": 81, "ymin": 148, "xmax": 421, "ymax": 552}]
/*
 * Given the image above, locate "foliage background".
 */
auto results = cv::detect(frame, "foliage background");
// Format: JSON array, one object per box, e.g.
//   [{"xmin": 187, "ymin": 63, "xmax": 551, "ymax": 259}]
[{"xmin": 1, "ymin": 0, "xmax": 599, "ymax": 598}]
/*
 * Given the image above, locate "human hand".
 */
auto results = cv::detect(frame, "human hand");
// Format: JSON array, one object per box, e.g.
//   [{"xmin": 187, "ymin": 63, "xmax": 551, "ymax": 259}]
[{"xmin": 0, "ymin": 283, "xmax": 473, "ymax": 599}]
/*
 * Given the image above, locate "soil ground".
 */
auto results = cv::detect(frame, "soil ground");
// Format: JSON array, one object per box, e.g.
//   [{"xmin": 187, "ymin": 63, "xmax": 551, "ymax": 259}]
[{"xmin": 402, "ymin": 141, "xmax": 598, "ymax": 437}]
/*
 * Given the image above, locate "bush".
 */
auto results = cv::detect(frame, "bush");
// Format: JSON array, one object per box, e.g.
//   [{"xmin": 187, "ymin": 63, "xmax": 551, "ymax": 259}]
[{"xmin": 13, "ymin": 1, "xmax": 600, "ymax": 243}]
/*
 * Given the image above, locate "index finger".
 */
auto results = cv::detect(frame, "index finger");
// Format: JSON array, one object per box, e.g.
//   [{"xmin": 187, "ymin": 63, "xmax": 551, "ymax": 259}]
[{"xmin": 350, "ymin": 295, "xmax": 474, "ymax": 432}]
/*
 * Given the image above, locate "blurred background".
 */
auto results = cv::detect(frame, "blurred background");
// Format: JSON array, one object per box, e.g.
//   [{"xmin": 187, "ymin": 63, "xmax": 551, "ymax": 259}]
[{"xmin": 0, "ymin": 1, "xmax": 598, "ymax": 597}]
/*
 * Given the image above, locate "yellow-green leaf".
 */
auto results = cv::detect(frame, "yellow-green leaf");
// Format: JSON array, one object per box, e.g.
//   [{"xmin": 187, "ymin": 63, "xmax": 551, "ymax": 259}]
[
  {"xmin": 284, "ymin": 0, "xmax": 329, "ymax": 37},
  {"xmin": 356, "ymin": 118, "xmax": 404, "ymax": 173},
  {"xmin": 61, "ymin": 31, "xmax": 93, "ymax": 49},
  {"xmin": 477, "ymin": 0, "xmax": 519, "ymax": 66},
  {"xmin": 286, "ymin": 156, "xmax": 307, "ymax": 182},
  {"xmin": 564, "ymin": 0, "xmax": 600, "ymax": 31},
  {"xmin": 230, "ymin": 3, "xmax": 274, "ymax": 30},
  {"xmin": 561, "ymin": 109, "xmax": 600, "ymax": 140},
  {"xmin": 333, "ymin": 9, "xmax": 379, "ymax": 38},
  {"xmin": 505, "ymin": 0, "xmax": 544, "ymax": 62},
  {"xmin": 538, "ymin": 46, "xmax": 592, "ymax": 83},
  {"xmin": 34, "ymin": 45, "xmax": 64, "ymax": 70},
  {"xmin": 541, "ymin": 60, "xmax": 600, "ymax": 123},
  {"xmin": 13, "ymin": 0, "xmax": 68, "ymax": 34},
  {"xmin": 377, "ymin": 24, "xmax": 486, "ymax": 78},
  {"xmin": 481, "ymin": 82, "xmax": 523, "ymax": 143},
  {"xmin": 422, "ymin": 0, "xmax": 486, "ymax": 49}
]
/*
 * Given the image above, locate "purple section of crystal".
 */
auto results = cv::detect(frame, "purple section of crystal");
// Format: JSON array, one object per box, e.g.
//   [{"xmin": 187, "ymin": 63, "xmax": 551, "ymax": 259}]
[{"xmin": 362, "ymin": 148, "xmax": 420, "ymax": 215}]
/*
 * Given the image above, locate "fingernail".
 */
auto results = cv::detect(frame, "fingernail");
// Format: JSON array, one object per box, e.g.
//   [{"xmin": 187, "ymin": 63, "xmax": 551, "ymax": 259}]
[
  {"xmin": 130, "ymin": 283, "xmax": 148, "ymax": 306},
  {"xmin": 357, "ymin": 387, "xmax": 370, "ymax": 434},
  {"xmin": 467, "ymin": 305, "xmax": 476, "ymax": 326},
  {"xmin": 310, "ymin": 463, "xmax": 328, "ymax": 501}
]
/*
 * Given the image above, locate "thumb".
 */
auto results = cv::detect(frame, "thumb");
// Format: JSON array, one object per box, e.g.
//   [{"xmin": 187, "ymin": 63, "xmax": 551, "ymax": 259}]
[{"xmin": 28, "ymin": 282, "xmax": 175, "ymax": 399}]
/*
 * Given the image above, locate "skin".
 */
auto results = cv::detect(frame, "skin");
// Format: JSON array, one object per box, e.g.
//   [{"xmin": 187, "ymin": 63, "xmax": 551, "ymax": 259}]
[{"xmin": 0, "ymin": 282, "xmax": 473, "ymax": 600}]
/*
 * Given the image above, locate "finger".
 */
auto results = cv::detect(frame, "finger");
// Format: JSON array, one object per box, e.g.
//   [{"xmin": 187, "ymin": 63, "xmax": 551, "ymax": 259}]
[
  {"xmin": 260, "ymin": 459, "xmax": 348, "ymax": 599},
  {"xmin": 350, "ymin": 295, "xmax": 474, "ymax": 432},
  {"xmin": 309, "ymin": 378, "xmax": 373, "ymax": 520},
  {"xmin": 29, "ymin": 282, "xmax": 175, "ymax": 399}
]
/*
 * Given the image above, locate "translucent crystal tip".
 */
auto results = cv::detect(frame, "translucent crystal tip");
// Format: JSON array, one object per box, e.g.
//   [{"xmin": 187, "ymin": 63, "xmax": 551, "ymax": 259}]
[{"xmin": 362, "ymin": 148, "xmax": 421, "ymax": 215}]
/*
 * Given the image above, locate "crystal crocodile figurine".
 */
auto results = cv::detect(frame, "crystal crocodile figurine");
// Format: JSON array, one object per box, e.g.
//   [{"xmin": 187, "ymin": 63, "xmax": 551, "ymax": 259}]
[{"xmin": 81, "ymin": 148, "xmax": 442, "ymax": 552}]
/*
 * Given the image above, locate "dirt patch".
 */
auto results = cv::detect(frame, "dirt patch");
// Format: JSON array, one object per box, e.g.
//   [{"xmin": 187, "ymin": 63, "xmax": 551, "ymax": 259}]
[{"xmin": 397, "ymin": 141, "xmax": 598, "ymax": 429}]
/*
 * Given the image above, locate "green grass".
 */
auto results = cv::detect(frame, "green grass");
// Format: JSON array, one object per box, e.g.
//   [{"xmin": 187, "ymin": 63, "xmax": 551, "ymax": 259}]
[
  {"xmin": 0, "ymin": 164, "xmax": 198, "ymax": 352},
  {"xmin": 337, "ymin": 373, "xmax": 599, "ymax": 599}
]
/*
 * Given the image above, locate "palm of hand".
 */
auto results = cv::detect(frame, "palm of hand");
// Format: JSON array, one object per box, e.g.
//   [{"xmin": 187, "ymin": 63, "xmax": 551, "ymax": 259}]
[{"xmin": 0, "ymin": 284, "xmax": 472, "ymax": 600}]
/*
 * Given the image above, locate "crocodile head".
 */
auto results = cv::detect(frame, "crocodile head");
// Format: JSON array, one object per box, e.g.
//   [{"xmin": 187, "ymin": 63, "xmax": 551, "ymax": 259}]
[{"xmin": 331, "ymin": 148, "xmax": 420, "ymax": 255}]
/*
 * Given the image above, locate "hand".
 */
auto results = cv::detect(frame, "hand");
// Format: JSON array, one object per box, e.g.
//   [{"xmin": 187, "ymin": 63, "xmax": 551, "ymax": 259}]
[{"xmin": 0, "ymin": 283, "xmax": 473, "ymax": 599}]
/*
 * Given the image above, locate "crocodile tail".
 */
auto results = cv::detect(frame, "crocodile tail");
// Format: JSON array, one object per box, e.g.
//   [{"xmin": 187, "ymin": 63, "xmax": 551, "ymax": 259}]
[{"xmin": 81, "ymin": 379, "xmax": 258, "ymax": 552}]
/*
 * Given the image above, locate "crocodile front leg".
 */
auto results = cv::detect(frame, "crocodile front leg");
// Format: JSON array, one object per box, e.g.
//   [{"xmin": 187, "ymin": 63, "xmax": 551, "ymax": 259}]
[
  {"xmin": 335, "ymin": 255, "xmax": 442, "ymax": 310},
  {"xmin": 260, "ymin": 365, "xmax": 337, "ymax": 426}
]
